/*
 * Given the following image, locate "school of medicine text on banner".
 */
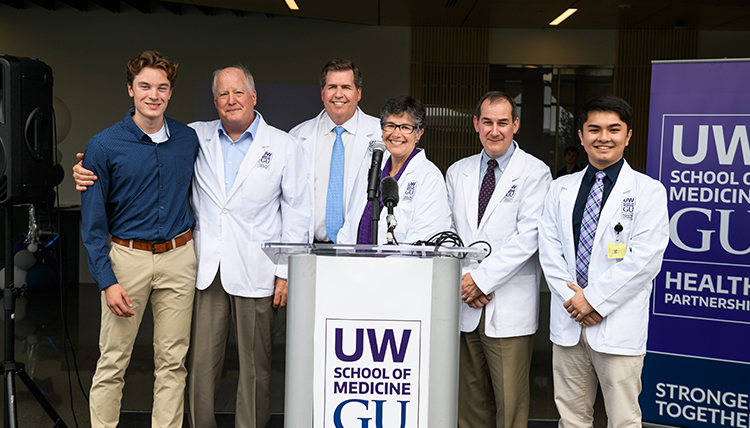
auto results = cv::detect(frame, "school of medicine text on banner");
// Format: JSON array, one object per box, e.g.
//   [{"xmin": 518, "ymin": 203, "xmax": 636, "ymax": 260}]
[
  {"xmin": 643, "ymin": 59, "xmax": 750, "ymax": 428},
  {"xmin": 313, "ymin": 256, "xmax": 434, "ymax": 428}
]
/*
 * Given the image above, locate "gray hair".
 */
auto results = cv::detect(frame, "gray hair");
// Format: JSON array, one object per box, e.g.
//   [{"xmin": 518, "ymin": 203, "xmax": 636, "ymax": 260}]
[
  {"xmin": 380, "ymin": 95, "xmax": 427, "ymax": 130},
  {"xmin": 212, "ymin": 64, "xmax": 255, "ymax": 96}
]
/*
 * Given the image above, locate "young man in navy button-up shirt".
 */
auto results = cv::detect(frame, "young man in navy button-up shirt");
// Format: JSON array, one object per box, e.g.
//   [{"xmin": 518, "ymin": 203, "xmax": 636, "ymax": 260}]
[{"xmin": 80, "ymin": 50, "xmax": 199, "ymax": 428}]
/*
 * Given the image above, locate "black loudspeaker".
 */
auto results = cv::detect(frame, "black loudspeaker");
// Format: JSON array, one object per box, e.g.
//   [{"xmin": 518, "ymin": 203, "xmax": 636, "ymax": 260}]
[{"xmin": 0, "ymin": 54, "xmax": 54, "ymax": 205}]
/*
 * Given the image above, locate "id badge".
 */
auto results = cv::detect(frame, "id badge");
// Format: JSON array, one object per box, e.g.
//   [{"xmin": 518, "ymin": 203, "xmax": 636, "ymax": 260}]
[{"xmin": 608, "ymin": 243, "xmax": 626, "ymax": 259}]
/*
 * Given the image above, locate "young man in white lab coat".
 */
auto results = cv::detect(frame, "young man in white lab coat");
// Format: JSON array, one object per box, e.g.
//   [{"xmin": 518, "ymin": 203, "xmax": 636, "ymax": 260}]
[{"xmin": 538, "ymin": 95, "xmax": 669, "ymax": 428}]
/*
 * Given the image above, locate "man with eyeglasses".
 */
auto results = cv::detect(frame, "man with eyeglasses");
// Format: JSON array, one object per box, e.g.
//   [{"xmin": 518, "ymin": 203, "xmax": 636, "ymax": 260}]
[
  {"xmin": 446, "ymin": 91, "xmax": 552, "ymax": 428},
  {"xmin": 289, "ymin": 58, "xmax": 382, "ymax": 244}
]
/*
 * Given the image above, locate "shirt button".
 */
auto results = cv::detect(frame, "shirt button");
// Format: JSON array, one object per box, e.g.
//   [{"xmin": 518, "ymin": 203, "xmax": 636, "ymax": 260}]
[
  {"xmin": 223, "ymin": 209, "xmax": 228, "ymax": 214},
  {"xmin": 160, "ymin": 185, "xmax": 163, "ymax": 189},
  {"xmin": 160, "ymin": 206, "xmax": 164, "ymax": 210}
]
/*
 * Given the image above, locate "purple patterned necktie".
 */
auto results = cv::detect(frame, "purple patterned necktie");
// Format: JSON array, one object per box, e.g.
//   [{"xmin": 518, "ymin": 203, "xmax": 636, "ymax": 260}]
[
  {"xmin": 576, "ymin": 170, "xmax": 606, "ymax": 288},
  {"xmin": 478, "ymin": 158, "xmax": 498, "ymax": 226}
]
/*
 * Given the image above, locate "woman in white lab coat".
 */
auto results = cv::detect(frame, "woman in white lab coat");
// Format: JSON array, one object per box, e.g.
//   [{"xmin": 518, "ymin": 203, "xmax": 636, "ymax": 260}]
[{"xmin": 337, "ymin": 96, "xmax": 451, "ymax": 245}]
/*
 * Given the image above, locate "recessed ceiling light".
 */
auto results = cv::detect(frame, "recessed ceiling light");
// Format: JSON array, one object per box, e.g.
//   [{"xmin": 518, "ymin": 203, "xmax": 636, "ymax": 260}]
[
  {"xmin": 285, "ymin": 0, "xmax": 299, "ymax": 10},
  {"xmin": 549, "ymin": 8, "xmax": 577, "ymax": 26}
]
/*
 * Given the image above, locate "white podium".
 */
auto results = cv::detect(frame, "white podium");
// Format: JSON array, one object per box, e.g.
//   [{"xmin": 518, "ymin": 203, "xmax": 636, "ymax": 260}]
[{"xmin": 263, "ymin": 244, "xmax": 486, "ymax": 428}]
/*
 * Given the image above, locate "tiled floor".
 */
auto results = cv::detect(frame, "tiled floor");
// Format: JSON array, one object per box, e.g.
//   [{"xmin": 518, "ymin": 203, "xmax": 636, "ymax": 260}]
[{"xmin": 2, "ymin": 284, "xmax": 607, "ymax": 428}]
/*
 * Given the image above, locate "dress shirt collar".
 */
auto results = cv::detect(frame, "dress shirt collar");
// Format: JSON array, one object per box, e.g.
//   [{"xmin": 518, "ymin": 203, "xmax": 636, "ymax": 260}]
[
  {"xmin": 481, "ymin": 140, "xmax": 516, "ymax": 173},
  {"xmin": 583, "ymin": 158, "xmax": 625, "ymax": 186},
  {"xmin": 217, "ymin": 111, "xmax": 260, "ymax": 143},
  {"xmin": 322, "ymin": 108, "xmax": 359, "ymax": 136},
  {"xmin": 124, "ymin": 107, "xmax": 171, "ymax": 143}
]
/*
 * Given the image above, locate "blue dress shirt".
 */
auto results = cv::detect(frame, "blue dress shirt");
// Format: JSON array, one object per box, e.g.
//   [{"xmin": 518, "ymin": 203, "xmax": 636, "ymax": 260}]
[
  {"xmin": 479, "ymin": 141, "xmax": 516, "ymax": 192},
  {"xmin": 218, "ymin": 113, "xmax": 260, "ymax": 194},
  {"xmin": 81, "ymin": 109, "xmax": 199, "ymax": 290}
]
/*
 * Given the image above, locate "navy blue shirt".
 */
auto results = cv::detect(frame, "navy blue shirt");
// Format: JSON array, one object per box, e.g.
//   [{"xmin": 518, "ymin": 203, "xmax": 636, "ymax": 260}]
[
  {"xmin": 572, "ymin": 158, "xmax": 624, "ymax": 250},
  {"xmin": 81, "ymin": 109, "xmax": 199, "ymax": 290}
]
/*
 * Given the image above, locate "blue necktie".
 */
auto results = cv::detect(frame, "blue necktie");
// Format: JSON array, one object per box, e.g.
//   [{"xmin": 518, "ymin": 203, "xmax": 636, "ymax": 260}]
[
  {"xmin": 576, "ymin": 171, "xmax": 606, "ymax": 288},
  {"xmin": 326, "ymin": 126, "xmax": 346, "ymax": 243}
]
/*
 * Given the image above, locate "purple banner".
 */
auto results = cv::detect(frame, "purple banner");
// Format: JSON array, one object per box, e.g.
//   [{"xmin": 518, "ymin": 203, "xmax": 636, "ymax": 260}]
[{"xmin": 643, "ymin": 60, "xmax": 750, "ymax": 428}]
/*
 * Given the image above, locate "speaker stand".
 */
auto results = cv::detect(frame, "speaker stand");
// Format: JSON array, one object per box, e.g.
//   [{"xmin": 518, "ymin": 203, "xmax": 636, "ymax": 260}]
[{"xmin": 3, "ymin": 206, "xmax": 67, "ymax": 427}]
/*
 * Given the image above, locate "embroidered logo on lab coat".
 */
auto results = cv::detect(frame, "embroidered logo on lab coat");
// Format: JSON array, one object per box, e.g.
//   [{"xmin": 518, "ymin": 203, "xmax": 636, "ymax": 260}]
[
  {"xmin": 403, "ymin": 181, "xmax": 417, "ymax": 201},
  {"xmin": 258, "ymin": 151, "xmax": 273, "ymax": 169},
  {"xmin": 621, "ymin": 197, "xmax": 635, "ymax": 220},
  {"xmin": 501, "ymin": 184, "xmax": 518, "ymax": 203},
  {"xmin": 368, "ymin": 140, "xmax": 377, "ymax": 153}
]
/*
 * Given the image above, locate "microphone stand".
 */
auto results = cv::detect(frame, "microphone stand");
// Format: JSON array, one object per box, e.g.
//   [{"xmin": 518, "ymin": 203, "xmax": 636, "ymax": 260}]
[
  {"xmin": 3, "ymin": 205, "xmax": 67, "ymax": 427},
  {"xmin": 370, "ymin": 199, "xmax": 380, "ymax": 245},
  {"xmin": 368, "ymin": 168, "xmax": 382, "ymax": 245},
  {"xmin": 385, "ymin": 204, "xmax": 398, "ymax": 245},
  {"xmin": 366, "ymin": 143, "xmax": 385, "ymax": 245}
]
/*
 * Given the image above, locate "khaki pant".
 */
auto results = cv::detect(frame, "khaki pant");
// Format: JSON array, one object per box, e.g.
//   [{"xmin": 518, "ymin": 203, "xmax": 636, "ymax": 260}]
[
  {"xmin": 458, "ymin": 309, "xmax": 534, "ymax": 428},
  {"xmin": 553, "ymin": 329, "xmax": 644, "ymax": 428},
  {"xmin": 186, "ymin": 271, "xmax": 276, "ymax": 428},
  {"xmin": 89, "ymin": 240, "xmax": 196, "ymax": 428}
]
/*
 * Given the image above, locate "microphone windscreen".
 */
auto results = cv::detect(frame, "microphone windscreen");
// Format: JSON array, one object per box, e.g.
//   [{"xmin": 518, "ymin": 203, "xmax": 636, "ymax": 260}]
[
  {"xmin": 371, "ymin": 140, "xmax": 386, "ymax": 154},
  {"xmin": 381, "ymin": 176, "xmax": 399, "ymax": 206}
]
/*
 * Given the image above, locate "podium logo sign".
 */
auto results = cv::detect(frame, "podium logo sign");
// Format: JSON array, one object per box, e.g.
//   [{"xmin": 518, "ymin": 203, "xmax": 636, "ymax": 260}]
[{"xmin": 324, "ymin": 319, "xmax": 421, "ymax": 427}]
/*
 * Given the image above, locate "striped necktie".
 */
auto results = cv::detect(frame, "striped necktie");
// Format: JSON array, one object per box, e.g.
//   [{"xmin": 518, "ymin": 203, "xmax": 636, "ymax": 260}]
[{"xmin": 576, "ymin": 170, "xmax": 606, "ymax": 288}]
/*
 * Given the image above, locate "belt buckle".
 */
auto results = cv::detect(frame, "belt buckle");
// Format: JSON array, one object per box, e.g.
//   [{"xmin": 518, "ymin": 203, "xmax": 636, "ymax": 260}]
[{"xmin": 151, "ymin": 242, "xmax": 169, "ymax": 253}]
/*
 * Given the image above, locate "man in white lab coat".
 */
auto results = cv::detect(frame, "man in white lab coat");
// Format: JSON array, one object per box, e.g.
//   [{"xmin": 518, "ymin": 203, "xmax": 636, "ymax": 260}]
[
  {"xmin": 446, "ymin": 91, "xmax": 552, "ymax": 428},
  {"xmin": 538, "ymin": 96, "xmax": 669, "ymax": 428},
  {"xmin": 184, "ymin": 65, "xmax": 309, "ymax": 428},
  {"xmin": 289, "ymin": 58, "xmax": 382, "ymax": 243},
  {"xmin": 74, "ymin": 65, "xmax": 310, "ymax": 428}
]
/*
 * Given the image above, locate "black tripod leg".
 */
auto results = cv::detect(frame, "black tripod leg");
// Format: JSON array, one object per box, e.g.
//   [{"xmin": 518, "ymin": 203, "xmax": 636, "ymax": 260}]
[
  {"xmin": 4, "ymin": 368, "xmax": 18, "ymax": 428},
  {"xmin": 15, "ymin": 367, "xmax": 67, "ymax": 428}
]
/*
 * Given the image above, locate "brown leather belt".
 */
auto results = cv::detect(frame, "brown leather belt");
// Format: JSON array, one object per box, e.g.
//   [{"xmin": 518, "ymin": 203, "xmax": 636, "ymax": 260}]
[{"xmin": 112, "ymin": 230, "xmax": 192, "ymax": 254}]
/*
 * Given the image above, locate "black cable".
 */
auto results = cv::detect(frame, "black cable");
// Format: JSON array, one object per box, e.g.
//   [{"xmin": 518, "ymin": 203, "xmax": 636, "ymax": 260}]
[
  {"xmin": 411, "ymin": 231, "xmax": 468, "ymax": 258},
  {"xmin": 386, "ymin": 229, "xmax": 400, "ymax": 245},
  {"xmin": 410, "ymin": 232, "xmax": 493, "ymax": 260},
  {"xmin": 411, "ymin": 230, "xmax": 464, "ymax": 248},
  {"xmin": 467, "ymin": 240, "xmax": 492, "ymax": 259},
  {"xmin": 50, "ymin": 110, "xmax": 84, "ymax": 427}
]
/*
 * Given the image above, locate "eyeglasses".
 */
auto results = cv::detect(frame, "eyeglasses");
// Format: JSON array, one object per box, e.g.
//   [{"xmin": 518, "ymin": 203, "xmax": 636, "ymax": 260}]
[{"xmin": 382, "ymin": 122, "xmax": 417, "ymax": 135}]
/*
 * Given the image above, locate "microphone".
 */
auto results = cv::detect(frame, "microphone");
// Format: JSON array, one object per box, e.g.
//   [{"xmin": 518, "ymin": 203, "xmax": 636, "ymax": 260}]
[
  {"xmin": 380, "ymin": 176, "xmax": 399, "ymax": 244},
  {"xmin": 367, "ymin": 141, "xmax": 387, "ymax": 201}
]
